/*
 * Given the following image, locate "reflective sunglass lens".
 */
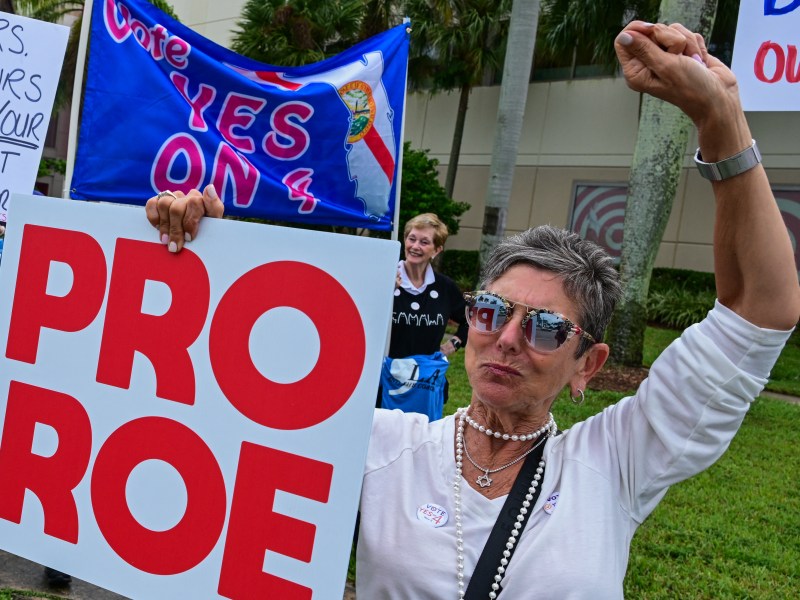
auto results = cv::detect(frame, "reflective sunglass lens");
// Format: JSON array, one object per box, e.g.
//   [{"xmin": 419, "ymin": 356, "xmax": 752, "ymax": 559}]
[
  {"xmin": 526, "ymin": 312, "xmax": 569, "ymax": 352},
  {"xmin": 468, "ymin": 294, "xmax": 507, "ymax": 332}
]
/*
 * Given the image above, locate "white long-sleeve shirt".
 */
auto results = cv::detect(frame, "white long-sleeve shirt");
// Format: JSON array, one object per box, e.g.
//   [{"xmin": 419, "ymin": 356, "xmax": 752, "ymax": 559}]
[{"xmin": 357, "ymin": 302, "xmax": 791, "ymax": 599}]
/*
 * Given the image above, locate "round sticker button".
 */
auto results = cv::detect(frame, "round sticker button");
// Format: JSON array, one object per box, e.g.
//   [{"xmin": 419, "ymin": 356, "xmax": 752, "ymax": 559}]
[
  {"xmin": 543, "ymin": 492, "xmax": 559, "ymax": 515},
  {"xmin": 417, "ymin": 503, "xmax": 449, "ymax": 528}
]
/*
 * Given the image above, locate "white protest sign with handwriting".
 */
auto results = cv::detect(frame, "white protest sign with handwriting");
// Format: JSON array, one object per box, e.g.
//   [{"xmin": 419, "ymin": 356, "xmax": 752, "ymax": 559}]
[
  {"xmin": 0, "ymin": 194, "xmax": 399, "ymax": 599},
  {"xmin": 0, "ymin": 14, "xmax": 68, "ymax": 221},
  {"xmin": 731, "ymin": 0, "xmax": 800, "ymax": 111}
]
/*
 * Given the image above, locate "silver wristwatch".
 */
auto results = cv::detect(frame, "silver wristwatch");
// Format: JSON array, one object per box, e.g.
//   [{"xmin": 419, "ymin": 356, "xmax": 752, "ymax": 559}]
[{"xmin": 694, "ymin": 139, "xmax": 762, "ymax": 181}]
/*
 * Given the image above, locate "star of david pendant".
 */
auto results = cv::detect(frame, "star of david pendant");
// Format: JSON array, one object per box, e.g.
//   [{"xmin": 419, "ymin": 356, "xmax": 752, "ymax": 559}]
[{"xmin": 476, "ymin": 471, "xmax": 492, "ymax": 488}]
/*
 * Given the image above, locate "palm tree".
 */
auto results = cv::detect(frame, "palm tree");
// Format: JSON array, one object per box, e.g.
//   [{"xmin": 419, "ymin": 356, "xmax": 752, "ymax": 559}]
[
  {"xmin": 539, "ymin": 0, "xmax": 659, "ymax": 73},
  {"xmin": 478, "ymin": 0, "xmax": 542, "ymax": 268},
  {"xmin": 360, "ymin": 0, "xmax": 399, "ymax": 40},
  {"xmin": 405, "ymin": 0, "xmax": 513, "ymax": 198},
  {"xmin": 231, "ymin": 0, "xmax": 368, "ymax": 66}
]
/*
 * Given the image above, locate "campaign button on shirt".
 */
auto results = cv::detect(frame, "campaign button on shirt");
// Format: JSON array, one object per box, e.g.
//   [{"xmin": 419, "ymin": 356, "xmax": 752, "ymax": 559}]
[
  {"xmin": 543, "ymin": 492, "xmax": 559, "ymax": 514},
  {"xmin": 417, "ymin": 503, "xmax": 448, "ymax": 527}
]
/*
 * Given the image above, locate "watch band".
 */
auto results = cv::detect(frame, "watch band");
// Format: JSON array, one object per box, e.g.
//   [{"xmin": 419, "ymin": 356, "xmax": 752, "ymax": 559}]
[
  {"xmin": 450, "ymin": 337, "xmax": 462, "ymax": 350},
  {"xmin": 694, "ymin": 139, "xmax": 762, "ymax": 181}
]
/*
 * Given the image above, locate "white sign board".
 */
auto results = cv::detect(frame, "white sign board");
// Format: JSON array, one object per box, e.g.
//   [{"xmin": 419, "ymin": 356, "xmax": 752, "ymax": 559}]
[
  {"xmin": 0, "ymin": 15, "xmax": 69, "ymax": 221},
  {"xmin": 731, "ymin": 0, "xmax": 800, "ymax": 111},
  {"xmin": 0, "ymin": 194, "xmax": 399, "ymax": 599}
]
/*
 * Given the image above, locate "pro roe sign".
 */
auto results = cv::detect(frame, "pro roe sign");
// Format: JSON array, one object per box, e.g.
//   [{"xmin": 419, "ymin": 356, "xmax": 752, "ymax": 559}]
[
  {"xmin": 731, "ymin": 0, "xmax": 800, "ymax": 111},
  {"xmin": 0, "ymin": 194, "xmax": 398, "ymax": 598}
]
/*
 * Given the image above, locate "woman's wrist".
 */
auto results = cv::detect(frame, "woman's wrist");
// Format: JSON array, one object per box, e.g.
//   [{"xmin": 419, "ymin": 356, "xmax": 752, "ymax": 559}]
[{"xmin": 695, "ymin": 96, "xmax": 752, "ymax": 162}]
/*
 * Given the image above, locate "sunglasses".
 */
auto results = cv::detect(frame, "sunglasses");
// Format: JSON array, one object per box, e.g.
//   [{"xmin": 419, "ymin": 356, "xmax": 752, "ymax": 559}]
[{"xmin": 464, "ymin": 290, "xmax": 596, "ymax": 353}]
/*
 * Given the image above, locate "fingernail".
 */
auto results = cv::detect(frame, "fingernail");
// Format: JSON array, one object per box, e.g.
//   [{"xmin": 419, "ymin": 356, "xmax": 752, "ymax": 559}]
[
  {"xmin": 168, "ymin": 241, "xmax": 178, "ymax": 253},
  {"xmin": 617, "ymin": 32, "xmax": 633, "ymax": 46},
  {"xmin": 641, "ymin": 22, "xmax": 654, "ymax": 27},
  {"xmin": 207, "ymin": 183, "xmax": 219, "ymax": 200},
  {"xmin": 691, "ymin": 53, "xmax": 707, "ymax": 66},
  {"xmin": 161, "ymin": 233, "xmax": 169, "ymax": 245},
  {"xmin": 185, "ymin": 232, "xmax": 192, "ymax": 242}
]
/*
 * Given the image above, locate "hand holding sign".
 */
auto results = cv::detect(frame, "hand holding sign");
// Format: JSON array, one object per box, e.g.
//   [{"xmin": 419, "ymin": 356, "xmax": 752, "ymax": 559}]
[{"xmin": 144, "ymin": 184, "xmax": 225, "ymax": 252}]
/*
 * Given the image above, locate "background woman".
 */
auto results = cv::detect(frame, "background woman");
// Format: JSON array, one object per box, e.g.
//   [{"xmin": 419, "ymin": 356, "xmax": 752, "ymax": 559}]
[
  {"xmin": 391, "ymin": 213, "xmax": 467, "ymax": 358},
  {"xmin": 380, "ymin": 213, "xmax": 469, "ymax": 411}
]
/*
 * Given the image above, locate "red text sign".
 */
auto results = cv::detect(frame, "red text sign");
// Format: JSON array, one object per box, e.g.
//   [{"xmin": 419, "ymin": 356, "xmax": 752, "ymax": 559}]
[{"xmin": 0, "ymin": 193, "xmax": 398, "ymax": 598}]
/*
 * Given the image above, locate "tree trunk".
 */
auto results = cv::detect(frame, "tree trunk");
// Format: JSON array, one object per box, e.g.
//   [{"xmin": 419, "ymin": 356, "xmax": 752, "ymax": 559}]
[
  {"xmin": 479, "ymin": 0, "xmax": 541, "ymax": 269},
  {"xmin": 608, "ymin": 98, "xmax": 691, "ymax": 365},
  {"xmin": 444, "ymin": 83, "xmax": 470, "ymax": 198},
  {"xmin": 606, "ymin": 0, "xmax": 719, "ymax": 366},
  {"xmin": 0, "ymin": 0, "xmax": 15, "ymax": 13}
]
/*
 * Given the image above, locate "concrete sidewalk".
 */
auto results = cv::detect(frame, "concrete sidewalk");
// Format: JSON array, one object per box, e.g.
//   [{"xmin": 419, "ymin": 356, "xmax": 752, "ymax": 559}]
[
  {"xmin": 0, "ymin": 550, "xmax": 357, "ymax": 599},
  {"xmin": 761, "ymin": 390, "xmax": 800, "ymax": 405}
]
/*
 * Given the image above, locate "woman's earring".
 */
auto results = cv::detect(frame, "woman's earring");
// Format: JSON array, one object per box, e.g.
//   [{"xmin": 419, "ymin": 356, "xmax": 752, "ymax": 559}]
[{"xmin": 571, "ymin": 389, "xmax": 585, "ymax": 405}]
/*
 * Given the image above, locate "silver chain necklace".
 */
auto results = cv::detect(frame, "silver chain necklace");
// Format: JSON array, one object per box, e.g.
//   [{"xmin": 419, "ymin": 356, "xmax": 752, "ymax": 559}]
[
  {"xmin": 453, "ymin": 408, "xmax": 553, "ymax": 599},
  {"xmin": 463, "ymin": 429, "xmax": 547, "ymax": 488}
]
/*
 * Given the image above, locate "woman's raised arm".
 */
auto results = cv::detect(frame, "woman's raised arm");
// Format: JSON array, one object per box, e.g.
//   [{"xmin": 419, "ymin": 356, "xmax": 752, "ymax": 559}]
[{"xmin": 615, "ymin": 22, "xmax": 800, "ymax": 330}]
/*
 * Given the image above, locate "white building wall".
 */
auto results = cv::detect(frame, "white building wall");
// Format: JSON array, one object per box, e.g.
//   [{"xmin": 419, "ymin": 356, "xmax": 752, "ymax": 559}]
[{"xmin": 169, "ymin": 0, "xmax": 247, "ymax": 47}]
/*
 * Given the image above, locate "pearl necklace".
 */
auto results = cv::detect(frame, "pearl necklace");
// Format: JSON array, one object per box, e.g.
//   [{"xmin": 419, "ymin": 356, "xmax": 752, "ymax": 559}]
[
  {"xmin": 463, "ymin": 430, "xmax": 547, "ymax": 488},
  {"xmin": 464, "ymin": 409, "xmax": 556, "ymax": 441},
  {"xmin": 453, "ymin": 408, "xmax": 551, "ymax": 599}
]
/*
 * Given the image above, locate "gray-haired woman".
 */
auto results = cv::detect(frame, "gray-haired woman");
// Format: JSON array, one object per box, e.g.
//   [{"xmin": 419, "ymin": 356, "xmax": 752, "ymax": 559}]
[{"xmin": 148, "ymin": 21, "xmax": 799, "ymax": 599}]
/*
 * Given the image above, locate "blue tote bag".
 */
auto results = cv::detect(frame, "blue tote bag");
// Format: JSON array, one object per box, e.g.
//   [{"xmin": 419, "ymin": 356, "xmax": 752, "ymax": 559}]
[{"xmin": 380, "ymin": 352, "xmax": 449, "ymax": 421}]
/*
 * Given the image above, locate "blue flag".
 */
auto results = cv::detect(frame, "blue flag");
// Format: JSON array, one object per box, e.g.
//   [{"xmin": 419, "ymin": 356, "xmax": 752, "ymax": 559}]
[{"xmin": 72, "ymin": 0, "xmax": 409, "ymax": 231}]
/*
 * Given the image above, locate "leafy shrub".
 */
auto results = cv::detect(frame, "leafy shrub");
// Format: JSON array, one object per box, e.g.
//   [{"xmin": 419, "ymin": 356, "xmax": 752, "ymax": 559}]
[
  {"xmin": 399, "ymin": 142, "xmax": 470, "ymax": 237},
  {"xmin": 649, "ymin": 267, "xmax": 715, "ymax": 295},
  {"xmin": 647, "ymin": 287, "xmax": 716, "ymax": 329},
  {"xmin": 38, "ymin": 157, "xmax": 66, "ymax": 179},
  {"xmin": 439, "ymin": 249, "xmax": 479, "ymax": 291},
  {"xmin": 647, "ymin": 268, "xmax": 716, "ymax": 328}
]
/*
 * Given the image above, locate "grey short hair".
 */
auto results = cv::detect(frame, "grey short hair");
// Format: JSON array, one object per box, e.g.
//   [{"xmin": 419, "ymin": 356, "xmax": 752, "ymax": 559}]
[{"xmin": 479, "ymin": 225, "xmax": 622, "ymax": 356}]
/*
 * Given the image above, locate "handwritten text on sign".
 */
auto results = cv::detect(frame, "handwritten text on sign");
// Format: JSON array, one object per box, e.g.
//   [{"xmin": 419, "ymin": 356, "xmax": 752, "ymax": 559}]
[
  {"xmin": 0, "ymin": 15, "xmax": 68, "ymax": 221},
  {"xmin": 0, "ymin": 194, "xmax": 398, "ymax": 598},
  {"xmin": 731, "ymin": 0, "xmax": 800, "ymax": 111}
]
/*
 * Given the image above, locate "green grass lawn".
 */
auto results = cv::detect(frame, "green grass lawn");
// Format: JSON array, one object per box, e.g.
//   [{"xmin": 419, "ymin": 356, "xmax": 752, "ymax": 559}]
[
  {"xmin": 765, "ymin": 330, "xmax": 800, "ymax": 396},
  {"xmin": 436, "ymin": 324, "xmax": 800, "ymax": 598}
]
